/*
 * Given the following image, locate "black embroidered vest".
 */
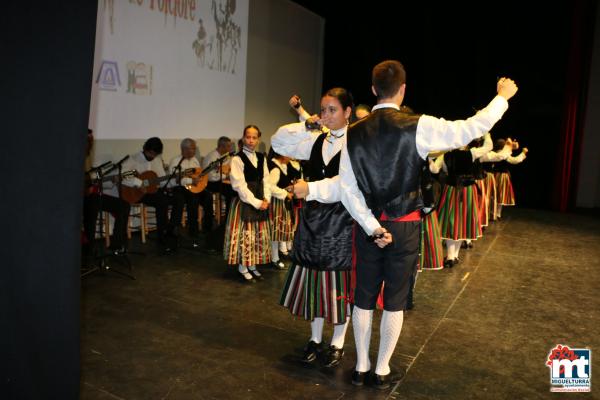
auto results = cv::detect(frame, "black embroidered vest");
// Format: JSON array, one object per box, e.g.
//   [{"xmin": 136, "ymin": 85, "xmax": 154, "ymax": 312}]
[
  {"xmin": 444, "ymin": 149, "xmax": 476, "ymax": 187},
  {"xmin": 237, "ymin": 151, "xmax": 268, "ymax": 222},
  {"xmin": 267, "ymin": 159, "xmax": 292, "ymax": 189},
  {"xmin": 292, "ymin": 132, "xmax": 353, "ymax": 271},
  {"xmin": 305, "ymin": 133, "xmax": 341, "ymax": 181},
  {"xmin": 347, "ymin": 109, "xmax": 424, "ymax": 219}
]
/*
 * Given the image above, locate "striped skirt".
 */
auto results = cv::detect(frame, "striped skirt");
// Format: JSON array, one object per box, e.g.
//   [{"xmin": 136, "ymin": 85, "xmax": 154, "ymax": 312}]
[
  {"xmin": 484, "ymin": 172, "xmax": 498, "ymax": 221},
  {"xmin": 223, "ymin": 197, "xmax": 272, "ymax": 266},
  {"xmin": 420, "ymin": 210, "xmax": 444, "ymax": 270},
  {"xmin": 475, "ymin": 179, "xmax": 489, "ymax": 227},
  {"xmin": 494, "ymin": 172, "xmax": 516, "ymax": 206},
  {"xmin": 269, "ymin": 197, "xmax": 294, "ymax": 242},
  {"xmin": 279, "ymin": 265, "xmax": 351, "ymax": 325},
  {"xmin": 437, "ymin": 184, "xmax": 482, "ymax": 240}
]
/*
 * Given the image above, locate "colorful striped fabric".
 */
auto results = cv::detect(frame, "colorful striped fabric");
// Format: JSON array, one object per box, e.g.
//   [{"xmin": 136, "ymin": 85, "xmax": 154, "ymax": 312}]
[
  {"xmin": 420, "ymin": 210, "xmax": 444, "ymax": 270},
  {"xmin": 437, "ymin": 184, "xmax": 482, "ymax": 240},
  {"xmin": 484, "ymin": 172, "xmax": 498, "ymax": 221},
  {"xmin": 223, "ymin": 197, "xmax": 272, "ymax": 266},
  {"xmin": 475, "ymin": 179, "xmax": 489, "ymax": 227},
  {"xmin": 494, "ymin": 172, "xmax": 516, "ymax": 206},
  {"xmin": 279, "ymin": 265, "xmax": 351, "ymax": 325},
  {"xmin": 269, "ymin": 197, "xmax": 294, "ymax": 242}
]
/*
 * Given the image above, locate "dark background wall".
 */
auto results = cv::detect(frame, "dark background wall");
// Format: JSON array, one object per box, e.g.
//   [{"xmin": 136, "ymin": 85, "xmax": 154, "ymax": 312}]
[
  {"xmin": 1, "ymin": 2, "xmax": 98, "ymax": 398},
  {"xmin": 291, "ymin": 1, "xmax": 597, "ymax": 210}
]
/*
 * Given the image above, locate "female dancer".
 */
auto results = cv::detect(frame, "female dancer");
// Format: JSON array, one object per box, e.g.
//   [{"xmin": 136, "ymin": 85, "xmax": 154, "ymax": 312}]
[
  {"xmin": 267, "ymin": 148, "xmax": 294, "ymax": 270},
  {"xmin": 272, "ymin": 89, "xmax": 354, "ymax": 368},
  {"xmin": 223, "ymin": 125, "xmax": 272, "ymax": 282}
]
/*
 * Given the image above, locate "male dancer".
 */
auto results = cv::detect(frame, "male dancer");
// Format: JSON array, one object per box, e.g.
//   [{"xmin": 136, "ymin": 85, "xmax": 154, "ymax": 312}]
[{"xmin": 293, "ymin": 60, "xmax": 518, "ymax": 389}]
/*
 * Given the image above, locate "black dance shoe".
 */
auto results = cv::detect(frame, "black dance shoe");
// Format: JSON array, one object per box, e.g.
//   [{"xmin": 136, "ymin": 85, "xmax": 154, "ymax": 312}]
[
  {"xmin": 443, "ymin": 258, "xmax": 455, "ymax": 268},
  {"xmin": 248, "ymin": 268, "xmax": 264, "ymax": 280},
  {"xmin": 371, "ymin": 373, "xmax": 390, "ymax": 390},
  {"xmin": 322, "ymin": 345, "xmax": 344, "ymax": 368},
  {"xmin": 239, "ymin": 270, "xmax": 255, "ymax": 283},
  {"xmin": 351, "ymin": 369, "xmax": 370, "ymax": 386},
  {"xmin": 272, "ymin": 260, "xmax": 286, "ymax": 270},
  {"xmin": 301, "ymin": 340, "xmax": 321, "ymax": 363}
]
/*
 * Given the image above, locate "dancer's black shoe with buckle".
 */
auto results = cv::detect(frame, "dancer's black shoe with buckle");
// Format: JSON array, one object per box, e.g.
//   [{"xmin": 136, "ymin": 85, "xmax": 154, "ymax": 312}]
[
  {"xmin": 371, "ymin": 373, "xmax": 390, "ymax": 390},
  {"xmin": 351, "ymin": 370, "xmax": 370, "ymax": 386},
  {"xmin": 301, "ymin": 340, "xmax": 320, "ymax": 363},
  {"xmin": 322, "ymin": 345, "xmax": 344, "ymax": 367}
]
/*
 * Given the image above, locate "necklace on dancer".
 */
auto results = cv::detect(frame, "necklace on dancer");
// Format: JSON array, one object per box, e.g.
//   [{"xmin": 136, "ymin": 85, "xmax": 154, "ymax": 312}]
[{"xmin": 325, "ymin": 128, "xmax": 346, "ymax": 143}]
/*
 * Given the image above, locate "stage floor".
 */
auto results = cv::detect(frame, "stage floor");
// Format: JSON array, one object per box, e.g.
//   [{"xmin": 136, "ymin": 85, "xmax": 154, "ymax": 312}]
[{"xmin": 81, "ymin": 208, "xmax": 600, "ymax": 399}]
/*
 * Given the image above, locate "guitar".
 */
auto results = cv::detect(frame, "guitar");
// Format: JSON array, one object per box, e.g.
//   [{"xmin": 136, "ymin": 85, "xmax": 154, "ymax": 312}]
[
  {"xmin": 84, "ymin": 170, "xmax": 137, "ymax": 196},
  {"xmin": 120, "ymin": 168, "xmax": 197, "ymax": 204},
  {"xmin": 184, "ymin": 155, "xmax": 231, "ymax": 193}
]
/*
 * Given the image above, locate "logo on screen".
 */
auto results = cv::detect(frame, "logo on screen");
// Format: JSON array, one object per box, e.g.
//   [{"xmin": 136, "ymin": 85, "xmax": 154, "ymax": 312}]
[
  {"xmin": 96, "ymin": 61, "xmax": 121, "ymax": 91},
  {"xmin": 126, "ymin": 61, "xmax": 152, "ymax": 96},
  {"xmin": 547, "ymin": 344, "xmax": 591, "ymax": 392}
]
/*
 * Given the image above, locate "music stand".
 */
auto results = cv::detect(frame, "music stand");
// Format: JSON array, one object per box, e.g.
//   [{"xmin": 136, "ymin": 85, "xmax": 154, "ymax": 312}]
[{"xmin": 81, "ymin": 162, "xmax": 135, "ymax": 280}]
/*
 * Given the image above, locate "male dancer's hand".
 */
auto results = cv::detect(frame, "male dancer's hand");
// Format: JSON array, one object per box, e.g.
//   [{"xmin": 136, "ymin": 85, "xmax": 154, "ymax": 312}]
[
  {"xmin": 497, "ymin": 77, "xmax": 518, "ymax": 100},
  {"xmin": 372, "ymin": 227, "xmax": 392, "ymax": 248},
  {"xmin": 288, "ymin": 179, "xmax": 309, "ymax": 199}
]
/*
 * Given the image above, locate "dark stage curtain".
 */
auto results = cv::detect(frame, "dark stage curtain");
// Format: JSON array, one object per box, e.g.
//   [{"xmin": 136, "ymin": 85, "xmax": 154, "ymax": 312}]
[
  {"xmin": 554, "ymin": 0, "xmax": 597, "ymax": 212},
  {"xmin": 1, "ymin": 2, "xmax": 97, "ymax": 399}
]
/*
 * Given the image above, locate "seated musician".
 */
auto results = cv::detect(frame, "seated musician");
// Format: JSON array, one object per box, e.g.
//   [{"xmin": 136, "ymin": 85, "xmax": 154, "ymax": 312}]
[
  {"xmin": 121, "ymin": 137, "xmax": 177, "ymax": 254},
  {"xmin": 82, "ymin": 128, "xmax": 130, "ymax": 256},
  {"xmin": 168, "ymin": 138, "xmax": 214, "ymax": 246},
  {"xmin": 203, "ymin": 136, "xmax": 236, "ymax": 220}
]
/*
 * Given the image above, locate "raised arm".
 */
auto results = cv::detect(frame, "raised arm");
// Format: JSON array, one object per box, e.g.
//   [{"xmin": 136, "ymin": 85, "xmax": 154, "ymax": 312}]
[
  {"xmin": 507, "ymin": 148, "xmax": 528, "ymax": 164},
  {"xmin": 470, "ymin": 133, "xmax": 493, "ymax": 160},
  {"xmin": 289, "ymin": 94, "xmax": 312, "ymax": 122},
  {"xmin": 416, "ymin": 78, "xmax": 518, "ymax": 158},
  {"xmin": 271, "ymin": 122, "xmax": 322, "ymax": 160}
]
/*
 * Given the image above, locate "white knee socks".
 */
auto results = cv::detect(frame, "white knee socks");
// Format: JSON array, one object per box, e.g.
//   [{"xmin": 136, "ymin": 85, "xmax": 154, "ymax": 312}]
[
  {"xmin": 310, "ymin": 317, "xmax": 324, "ymax": 344},
  {"xmin": 279, "ymin": 241, "xmax": 288, "ymax": 254},
  {"xmin": 271, "ymin": 242, "xmax": 280, "ymax": 262},
  {"xmin": 375, "ymin": 310, "xmax": 404, "ymax": 376},
  {"xmin": 353, "ymin": 306, "xmax": 374, "ymax": 372},
  {"xmin": 330, "ymin": 318, "xmax": 349, "ymax": 349},
  {"xmin": 445, "ymin": 239, "xmax": 462, "ymax": 260}
]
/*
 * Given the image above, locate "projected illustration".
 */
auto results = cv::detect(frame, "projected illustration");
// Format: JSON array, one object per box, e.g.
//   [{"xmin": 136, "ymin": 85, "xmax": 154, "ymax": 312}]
[
  {"xmin": 126, "ymin": 61, "xmax": 153, "ymax": 96},
  {"xmin": 193, "ymin": 0, "xmax": 242, "ymax": 74}
]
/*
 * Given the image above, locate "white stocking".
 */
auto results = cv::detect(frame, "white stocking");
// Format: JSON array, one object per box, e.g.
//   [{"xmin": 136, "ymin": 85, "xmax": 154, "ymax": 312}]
[{"xmin": 375, "ymin": 310, "xmax": 404, "ymax": 376}]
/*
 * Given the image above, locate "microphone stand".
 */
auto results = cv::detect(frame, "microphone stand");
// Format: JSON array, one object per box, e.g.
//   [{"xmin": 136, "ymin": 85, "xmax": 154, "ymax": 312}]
[
  {"xmin": 215, "ymin": 152, "xmax": 234, "ymax": 226},
  {"xmin": 82, "ymin": 160, "xmax": 135, "ymax": 279},
  {"xmin": 161, "ymin": 156, "xmax": 185, "ymax": 192}
]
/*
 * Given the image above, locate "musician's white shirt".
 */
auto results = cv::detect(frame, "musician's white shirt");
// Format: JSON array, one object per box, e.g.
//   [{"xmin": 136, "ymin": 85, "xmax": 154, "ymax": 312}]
[
  {"xmin": 203, "ymin": 149, "xmax": 232, "ymax": 182},
  {"xmin": 168, "ymin": 155, "xmax": 201, "ymax": 187},
  {"xmin": 121, "ymin": 151, "xmax": 166, "ymax": 188}
]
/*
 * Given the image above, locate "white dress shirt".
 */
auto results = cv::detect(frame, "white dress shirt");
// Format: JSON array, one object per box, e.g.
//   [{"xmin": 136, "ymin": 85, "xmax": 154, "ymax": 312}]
[
  {"xmin": 268, "ymin": 158, "xmax": 290, "ymax": 200},
  {"xmin": 229, "ymin": 148, "xmax": 271, "ymax": 209},
  {"xmin": 507, "ymin": 151, "xmax": 527, "ymax": 164},
  {"xmin": 168, "ymin": 155, "xmax": 201, "ymax": 187},
  {"xmin": 121, "ymin": 151, "xmax": 166, "ymax": 188},
  {"xmin": 302, "ymin": 95, "xmax": 510, "ymax": 235},
  {"xmin": 430, "ymin": 131, "xmax": 495, "ymax": 173},
  {"xmin": 203, "ymin": 149, "xmax": 232, "ymax": 182},
  {"xmin": 271, "ymin": 122, "xmax": 347, "ymax": 165},
  {"xmin": 480, "ymin": 145, "xmax": 513, "ymax": 163}
]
